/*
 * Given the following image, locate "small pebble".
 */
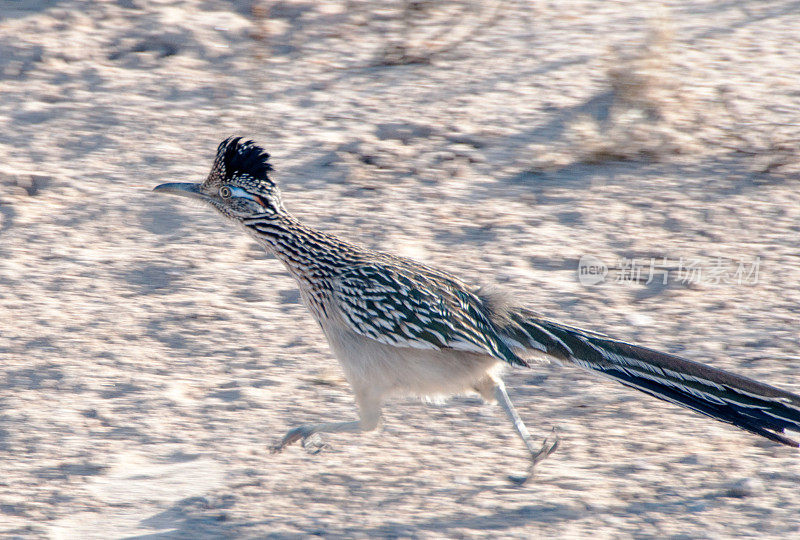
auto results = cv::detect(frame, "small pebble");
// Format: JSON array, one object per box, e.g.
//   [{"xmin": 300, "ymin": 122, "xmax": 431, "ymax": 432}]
[{"xmin": 724, "ymin": 477, "xmax": 764, "ymax": 498}]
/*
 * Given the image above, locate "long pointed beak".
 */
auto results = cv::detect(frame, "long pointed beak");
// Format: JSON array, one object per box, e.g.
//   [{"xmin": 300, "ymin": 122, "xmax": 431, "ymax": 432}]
[{"xmin": 152, "ymin": 182, "xmax": 205, "ymax": 200}]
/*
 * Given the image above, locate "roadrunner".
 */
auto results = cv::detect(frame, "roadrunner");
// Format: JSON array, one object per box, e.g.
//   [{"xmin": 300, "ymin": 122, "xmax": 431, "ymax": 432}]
[{"xmin": 155, "ymin": 137, "xmax": 800, "ymax": 483}]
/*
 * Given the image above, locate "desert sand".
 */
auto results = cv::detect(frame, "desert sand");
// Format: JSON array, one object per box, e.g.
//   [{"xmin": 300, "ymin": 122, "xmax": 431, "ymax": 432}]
[{"xmin": 2, "ymin": 1, "xmax": 800, "ymax": 538}]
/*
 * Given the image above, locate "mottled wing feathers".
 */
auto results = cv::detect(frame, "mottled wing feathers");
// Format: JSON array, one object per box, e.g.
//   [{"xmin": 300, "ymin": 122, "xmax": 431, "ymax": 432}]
[{"xmin": 333, "ymin": 264, "xmax": 528, "ymax": 367}]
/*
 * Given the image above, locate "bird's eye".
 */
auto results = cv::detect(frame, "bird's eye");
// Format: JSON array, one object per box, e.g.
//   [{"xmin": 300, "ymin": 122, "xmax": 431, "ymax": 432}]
[{"xmin": 219, "ymin": 186, "xmax": 232, "ymax": 199}]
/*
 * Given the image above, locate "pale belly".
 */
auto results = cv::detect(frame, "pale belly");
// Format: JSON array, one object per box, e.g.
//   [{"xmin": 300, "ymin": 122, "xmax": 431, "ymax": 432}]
[{"xmin": 319, "ymin": 319, "xmax": 501, "ymax": 400}]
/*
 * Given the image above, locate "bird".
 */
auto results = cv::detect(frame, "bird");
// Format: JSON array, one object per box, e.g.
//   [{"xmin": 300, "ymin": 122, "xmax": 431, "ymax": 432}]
[{"xmin": 154, "ymin": 137, "xmax": 800, "ymax": 484}]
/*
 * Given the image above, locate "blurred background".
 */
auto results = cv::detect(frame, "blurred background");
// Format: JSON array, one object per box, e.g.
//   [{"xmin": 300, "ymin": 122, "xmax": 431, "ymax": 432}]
[{"xmin": 1, "ymin": 1, "xmax": 799, "ymax": 537}]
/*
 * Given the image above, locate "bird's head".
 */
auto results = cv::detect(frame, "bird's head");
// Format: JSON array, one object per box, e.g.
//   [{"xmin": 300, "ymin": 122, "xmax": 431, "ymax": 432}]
[{"xmin": 154, "ymin": 137, "xmax": 285, "ymax": 221}]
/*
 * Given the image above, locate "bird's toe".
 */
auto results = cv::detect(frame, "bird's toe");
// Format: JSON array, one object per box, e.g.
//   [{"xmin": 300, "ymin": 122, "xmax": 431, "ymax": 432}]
[
  {"xmin": 302, "ymin": 433, "xmax": 330, "ymax": 454},
  {"xmin": 271, "ymin": 426, "xmax": 313, "ymax": 453}
]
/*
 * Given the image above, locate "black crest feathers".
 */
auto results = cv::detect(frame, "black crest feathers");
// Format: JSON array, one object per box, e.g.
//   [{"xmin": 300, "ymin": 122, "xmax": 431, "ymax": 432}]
[{"xmin": 216, "ymin": 137, "xmax": 274, "ymax": 183}]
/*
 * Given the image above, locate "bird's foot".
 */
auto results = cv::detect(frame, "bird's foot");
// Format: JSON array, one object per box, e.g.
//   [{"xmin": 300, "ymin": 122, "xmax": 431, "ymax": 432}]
[
  {"xmin": 302, "ymin": 433, "xmax": 330, "ymax": 454},
  {"xmin": 508, "ymin": 428, "xmax": 560, "ymax": 486},
  {"xmin": 270, "ymin": 426, "xmax": 330, "ymax": 454}
]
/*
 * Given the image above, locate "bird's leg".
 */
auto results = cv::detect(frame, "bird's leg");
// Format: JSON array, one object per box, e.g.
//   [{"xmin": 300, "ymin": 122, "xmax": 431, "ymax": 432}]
[
  {"xmin": 271, "ymin": 391, "xmax": 382, "ymax": 454},
  {"xmin": 478, "ymin": 377, "xmax": 559, "ymax": 485},
  {"xmin": 270, "ymin": 421, "xmax": 358, "ymax": 454}
]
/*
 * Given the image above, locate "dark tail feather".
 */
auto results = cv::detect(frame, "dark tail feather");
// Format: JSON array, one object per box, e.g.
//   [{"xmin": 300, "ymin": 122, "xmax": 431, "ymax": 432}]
[{"xmin": 502, "ymin": 309, "xmax": 800, "ymax": 447}]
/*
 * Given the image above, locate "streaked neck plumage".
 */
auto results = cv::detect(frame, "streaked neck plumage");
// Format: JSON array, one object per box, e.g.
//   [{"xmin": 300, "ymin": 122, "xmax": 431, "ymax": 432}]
[
  {"xmin": 241, "ymin": 212, "xmax": 364, "ymax": 320},
  {"xmin": 245, "ymin": 212, "xmax": 354, "ymax": 274}
]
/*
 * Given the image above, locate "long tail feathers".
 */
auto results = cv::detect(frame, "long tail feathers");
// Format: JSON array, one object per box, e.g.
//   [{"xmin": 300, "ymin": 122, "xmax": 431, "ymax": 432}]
[{"xmin": 502, "ymin": 309, "xmax": 800, "ymax": 447}]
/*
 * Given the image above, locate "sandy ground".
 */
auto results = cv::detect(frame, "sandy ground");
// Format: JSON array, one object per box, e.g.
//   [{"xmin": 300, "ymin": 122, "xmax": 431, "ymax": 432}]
[{"xmin": 2, "ymin": 0, "xmax": 800, "ymax": 538}]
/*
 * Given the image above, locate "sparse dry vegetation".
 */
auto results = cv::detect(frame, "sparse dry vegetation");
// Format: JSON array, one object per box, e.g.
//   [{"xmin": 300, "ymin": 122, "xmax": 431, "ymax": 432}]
[
  {"xmin": 532, "ymin": 19, "xmax": 799, "ymax": 175},
  {"xmin": 532, "ymin": 21, "xmax": 704, "ymax": 170},
  {"xmin": 714, "ymin": 87, "xmax": 800, "ymax": 176},
  {"xmin": 374, "ymin": 0, "xmax": 502, "ymax": 66}
]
